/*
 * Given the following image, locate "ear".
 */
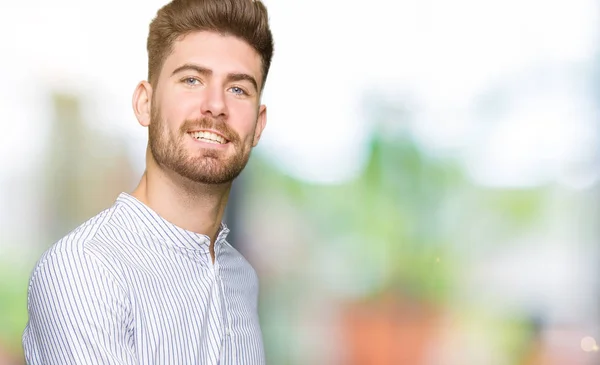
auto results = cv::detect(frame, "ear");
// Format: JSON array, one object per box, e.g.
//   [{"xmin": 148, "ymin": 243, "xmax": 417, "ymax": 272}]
[
  {"xmin": 132, "ymin": 81, "xmax": 153, "ymax": 127},
  {"xmin": 252, "ymin": 104, "xmax": 267, "ymax": 147}
]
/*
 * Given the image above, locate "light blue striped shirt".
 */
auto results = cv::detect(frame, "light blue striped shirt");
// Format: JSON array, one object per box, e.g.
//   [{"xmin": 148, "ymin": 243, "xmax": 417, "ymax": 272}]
[{"xmin": 22, "ymin": 193, "xmax": 265, "ymax": 364}]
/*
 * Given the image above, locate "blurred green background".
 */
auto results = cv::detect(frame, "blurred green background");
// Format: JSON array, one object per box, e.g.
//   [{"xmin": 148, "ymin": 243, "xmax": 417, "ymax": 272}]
[{"xmin": 1, "ymin": 0, "xmax": 600, "ymax": 364}]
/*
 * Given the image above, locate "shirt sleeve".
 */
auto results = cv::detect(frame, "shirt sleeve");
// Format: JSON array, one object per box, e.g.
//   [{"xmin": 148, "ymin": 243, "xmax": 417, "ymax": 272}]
[{"xmin": 22, "ymin": 248, "xmax": 135, "ymax": 365}]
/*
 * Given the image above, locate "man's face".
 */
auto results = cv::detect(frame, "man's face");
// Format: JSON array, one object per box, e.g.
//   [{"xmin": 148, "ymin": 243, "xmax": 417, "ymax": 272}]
[{"xmin": 148, "ymin": 31, "xmax": 266, "ymax": 185}]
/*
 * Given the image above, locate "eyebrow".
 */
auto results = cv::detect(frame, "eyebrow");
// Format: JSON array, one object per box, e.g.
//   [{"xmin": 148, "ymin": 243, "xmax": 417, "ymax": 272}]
[
  {"xmin": 171, "ymin": 63, "xmax": 259, "ymax": 92},
  {"xmin": 227, "ymin": 73, "xmax": 259, "ymax": 93},
  {"xmin": 171, "ymin": 64, "xmax": 212, "ymax": 77}
]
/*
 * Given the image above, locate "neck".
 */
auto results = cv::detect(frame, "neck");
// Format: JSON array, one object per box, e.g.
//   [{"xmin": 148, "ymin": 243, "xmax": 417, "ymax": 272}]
[{"xmin": 131, "ymin": 153, "xmax": 231, "ymax": 258}]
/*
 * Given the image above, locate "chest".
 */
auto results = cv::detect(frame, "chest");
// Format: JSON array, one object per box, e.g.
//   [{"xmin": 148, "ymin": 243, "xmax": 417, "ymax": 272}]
[{"xmin": 122, "ymin": 254, "xmax": 261, "ymax": 338}]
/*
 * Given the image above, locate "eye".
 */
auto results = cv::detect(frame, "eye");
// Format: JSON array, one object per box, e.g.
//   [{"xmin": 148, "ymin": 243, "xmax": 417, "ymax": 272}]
[
  {"xmin": 182, "ymin": 77, "xmax": 201, "ymax": 86},
  {"xmin": 229, "ymin": 86, "xmax": 248, "ymax": 96}
]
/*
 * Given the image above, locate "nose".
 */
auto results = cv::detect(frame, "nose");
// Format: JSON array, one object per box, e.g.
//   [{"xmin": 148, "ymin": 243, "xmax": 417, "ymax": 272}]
[{"xmin": 200, "ymin": 84, "xmax": 228, "ymax": 118}]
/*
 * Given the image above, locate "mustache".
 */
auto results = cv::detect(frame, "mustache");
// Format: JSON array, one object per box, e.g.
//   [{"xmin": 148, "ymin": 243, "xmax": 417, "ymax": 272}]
[{"xmin": 180, "ymin": 117, "xmax": 239, "ymax": 142}]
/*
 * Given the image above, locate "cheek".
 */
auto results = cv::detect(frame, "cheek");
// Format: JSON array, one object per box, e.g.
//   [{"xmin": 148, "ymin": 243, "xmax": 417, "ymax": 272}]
[
  {"xmin": 235, "ymin": 117, "xmax": 259, "ymax": 146},
  {"xmin": 230, "ymin": 103, "xmax": 259, "ymax": 135},
  {"xmin": 160, "ymin": 94, "xmax": 198, "ymax": 127}
]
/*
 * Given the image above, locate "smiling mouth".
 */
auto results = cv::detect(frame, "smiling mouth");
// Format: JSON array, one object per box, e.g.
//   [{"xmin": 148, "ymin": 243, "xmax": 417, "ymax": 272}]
[{"xmin": 188, "ymin": 131, "xmax": 229, "ymax": 145}]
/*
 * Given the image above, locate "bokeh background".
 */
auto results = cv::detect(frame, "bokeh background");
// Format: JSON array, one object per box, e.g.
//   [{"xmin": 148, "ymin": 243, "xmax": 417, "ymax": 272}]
[{"xmin": 1, "ymin": 0, "xmax": 600, "ymax": 364}]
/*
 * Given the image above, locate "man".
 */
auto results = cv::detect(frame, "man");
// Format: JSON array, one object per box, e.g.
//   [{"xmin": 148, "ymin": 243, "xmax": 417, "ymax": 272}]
[{"xmin": 22, "ymin": 0, "xmax": 274, "ymax": 363}]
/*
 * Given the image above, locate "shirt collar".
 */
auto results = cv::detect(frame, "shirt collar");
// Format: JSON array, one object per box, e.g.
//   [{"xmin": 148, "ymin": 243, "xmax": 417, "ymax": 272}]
[{"xmin": 115, "ymin": 192, "xmax": 230, "ymax": 252}]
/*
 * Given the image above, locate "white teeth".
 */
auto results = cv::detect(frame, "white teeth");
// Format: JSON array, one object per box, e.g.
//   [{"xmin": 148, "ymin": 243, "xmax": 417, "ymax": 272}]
[{"xmin": 190, "ymin": 131, "xmax": 226, "ymax": 144}]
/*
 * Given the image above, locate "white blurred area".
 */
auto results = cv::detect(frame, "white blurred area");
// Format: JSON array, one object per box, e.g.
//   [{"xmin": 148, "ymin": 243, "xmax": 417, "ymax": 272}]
[
  {"xmin": 1, "ymin": 0, "xmax": 599, "ymax": 364},
  {"xmin": 1, "ymin": 0, "xmax": 597, "ymax": 185}
]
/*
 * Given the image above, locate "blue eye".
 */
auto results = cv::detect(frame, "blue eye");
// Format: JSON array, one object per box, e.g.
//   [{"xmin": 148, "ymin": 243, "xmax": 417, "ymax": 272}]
[
  {"xmin": 230, "ymin": 87, "xmax": 247, "ymax": 96},
  {"xmin": 183, "ymin": 77, "xmax": 201, "ymax": 86}
]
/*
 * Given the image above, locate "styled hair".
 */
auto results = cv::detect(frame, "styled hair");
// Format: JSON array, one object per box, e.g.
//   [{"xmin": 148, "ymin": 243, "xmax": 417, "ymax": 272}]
[{"xmin": 147, "ymin": 0, "xmax": 274, "ymax": 90}]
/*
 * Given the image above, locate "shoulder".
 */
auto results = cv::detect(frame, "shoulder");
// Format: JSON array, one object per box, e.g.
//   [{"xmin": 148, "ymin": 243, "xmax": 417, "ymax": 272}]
[
  {"xmin": 29, "ymin": 206, "xmax": 126, "ymax": 294},
  {"xmin": 44, "ymin": 205, "xmax": 116, "ymax": 256}
]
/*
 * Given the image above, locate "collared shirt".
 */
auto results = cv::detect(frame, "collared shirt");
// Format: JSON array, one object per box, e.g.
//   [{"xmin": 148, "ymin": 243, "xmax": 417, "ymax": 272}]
[{"xmin": 22, "ymin": 193, "xmax": 265, "ymax": 365}]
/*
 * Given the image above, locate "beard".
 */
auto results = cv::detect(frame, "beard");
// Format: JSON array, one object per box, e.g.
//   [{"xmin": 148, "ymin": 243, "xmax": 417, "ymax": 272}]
[{"xmin": 148, "ymin": 104, "xmax": 254, "ymax": 185}]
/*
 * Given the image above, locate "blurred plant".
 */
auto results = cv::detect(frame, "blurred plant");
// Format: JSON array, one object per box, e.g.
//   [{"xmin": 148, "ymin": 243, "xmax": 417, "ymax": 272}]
[
  {"xmin": 250, "ymin": 132, "xmax": 463, "ymax": 304},
  {"xmin": 0, "ymin": 256, "xmax": 30, "ymax": 362}
]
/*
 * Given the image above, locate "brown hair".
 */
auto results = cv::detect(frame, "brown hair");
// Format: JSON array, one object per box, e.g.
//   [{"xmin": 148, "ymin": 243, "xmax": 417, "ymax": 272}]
[{"xmin": 147, "ymin": 0, "xmax": 274, "ymax": 90}]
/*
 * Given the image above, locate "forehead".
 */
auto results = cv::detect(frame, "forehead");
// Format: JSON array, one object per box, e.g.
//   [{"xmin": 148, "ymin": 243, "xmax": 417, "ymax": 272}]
[{"xmin": 162, "ymin": 31, "xmax": 262, "ymax": 84}]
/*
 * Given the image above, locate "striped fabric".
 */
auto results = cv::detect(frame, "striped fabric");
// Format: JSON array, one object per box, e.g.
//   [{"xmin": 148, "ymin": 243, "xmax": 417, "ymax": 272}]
[{"xmin": 22, "ymin": 193, "xmax": 265, "ymax": 365}]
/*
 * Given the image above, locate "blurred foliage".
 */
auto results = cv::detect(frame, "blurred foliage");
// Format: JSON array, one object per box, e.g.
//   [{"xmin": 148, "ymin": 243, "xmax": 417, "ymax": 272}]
[
  {"xmin": 248, "ymin": 128, "xmax": 552, "ymax": 364},
  {"xmin": 251, "ymin": 134, "xmax": 461, "ymax": 302},
  {"xmin": 249, "ymin": 127, "xmax": 548, "ymax": 306},
  {"xmin": 0, "ymin": 257, "xmax": 30, "ymax": 356}
]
